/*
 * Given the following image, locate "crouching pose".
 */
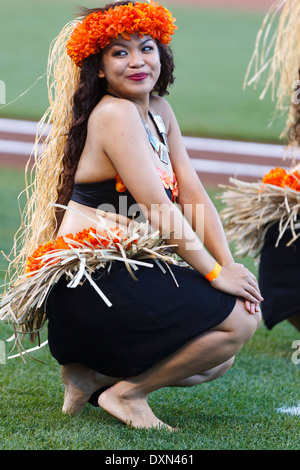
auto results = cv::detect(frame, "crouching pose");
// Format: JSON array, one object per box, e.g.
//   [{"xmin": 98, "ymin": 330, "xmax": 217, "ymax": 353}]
[{"xmin": 2, "ymin": 1, "xmax": 261, "ymax": 430}]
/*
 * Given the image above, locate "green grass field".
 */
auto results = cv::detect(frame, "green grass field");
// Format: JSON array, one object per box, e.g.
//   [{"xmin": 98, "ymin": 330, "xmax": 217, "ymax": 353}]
[
  {"xmin": 0, "ymin": 1, "xmax": 298, "ymax": 452},
  {"xmin": 0, "ymin": 1, "xmax": 285, "ymax": 142},
  {"xmin": 0, "ymin": 168, "xmax": 299, "ymax": 451}
]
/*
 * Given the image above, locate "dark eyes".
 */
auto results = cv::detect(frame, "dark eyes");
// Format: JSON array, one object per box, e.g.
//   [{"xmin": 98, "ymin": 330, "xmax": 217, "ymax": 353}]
[
  {"xmin": 112, "ymin": 46, "xmax": 154, "ymax": 57},
  {"xmin": 112, "ymin": 51, "xmax": 126, "ymax": 57},
  {"xmin": 143, "ymin": 46, "xmax": 154, "ymax": 52}
]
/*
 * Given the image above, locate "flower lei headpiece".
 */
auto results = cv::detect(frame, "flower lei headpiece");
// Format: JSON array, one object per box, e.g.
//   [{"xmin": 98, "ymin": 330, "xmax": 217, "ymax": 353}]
[{"xmin": 66, "ymin": 1, "xmax": 177, "ymax": 67}]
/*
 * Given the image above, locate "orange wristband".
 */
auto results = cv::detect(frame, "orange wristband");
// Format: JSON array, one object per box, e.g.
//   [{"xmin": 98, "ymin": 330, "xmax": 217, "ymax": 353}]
[{"xmin": 205, "ymin": 262, "xmax": 222, "ymax": 282}]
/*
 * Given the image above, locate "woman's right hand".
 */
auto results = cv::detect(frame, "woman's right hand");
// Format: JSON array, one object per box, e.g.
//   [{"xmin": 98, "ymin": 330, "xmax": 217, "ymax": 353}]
[{"xmin": 211, "ymin": 262, "xmax": 263, "ymax": 305}]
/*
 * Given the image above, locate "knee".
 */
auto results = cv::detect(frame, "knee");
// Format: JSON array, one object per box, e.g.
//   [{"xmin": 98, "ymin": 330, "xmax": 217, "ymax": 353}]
[
  {"xmin": 200, "ymin": 356, "xmax": 235, "ymax": 383},
  {"xmin": 217, "ymin": 356, "xmax": 235, "ymax": 378},
  {"xmin": 230, "ymin": 300, "xmax": 261, "ymax": 346}
]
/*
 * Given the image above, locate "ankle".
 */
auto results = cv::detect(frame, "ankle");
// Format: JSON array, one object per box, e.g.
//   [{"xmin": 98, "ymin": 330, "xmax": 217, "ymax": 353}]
[
  {"xmin": 110, "ymin": 380, "xmax": 148, "ymax": 401},
  {"xmin": 61, "ymin": 363, "xmax": 95, "ymax": 386}
]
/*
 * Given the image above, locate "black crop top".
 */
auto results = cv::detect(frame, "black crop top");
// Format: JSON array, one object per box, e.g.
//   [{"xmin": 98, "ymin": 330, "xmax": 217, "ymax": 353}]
[
  {"xmin": 71, "ymin": 177, "xmax": 173, "ymax": 219},
  {"xmin": 70, "ymin": 111, "xmax": 178, "ymax": 219}
]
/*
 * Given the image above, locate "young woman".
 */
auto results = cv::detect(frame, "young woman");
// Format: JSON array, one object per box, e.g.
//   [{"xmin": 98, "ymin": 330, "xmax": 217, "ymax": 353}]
[{"xmin": 3, "ymin": 1, "xmax": 262, "ymax": 430}]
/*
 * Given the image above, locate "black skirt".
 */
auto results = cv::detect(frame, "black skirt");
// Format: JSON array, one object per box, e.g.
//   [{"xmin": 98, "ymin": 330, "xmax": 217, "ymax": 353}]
[
  {"xmin": 259, "ymin": 223, "xmax": 300, "ymax": 329},
  {"xmin": 46, "ymin": 260, "xmax": 236, "ymax": 377}
]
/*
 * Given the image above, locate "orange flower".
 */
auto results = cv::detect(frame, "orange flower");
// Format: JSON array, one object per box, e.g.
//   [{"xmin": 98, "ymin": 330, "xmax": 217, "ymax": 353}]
[
  {"xmin": 116, "ymin": 168, "xmax": 178, "ymax": 201},
  {"xmin": 157, "ymin": 167, "xmax": 172, "ymax": 189},
  {"xmin": 94, "ymin": 230, "xmax": 111, "ymax": 248},
  {"xmin": 115, "ymin": 174, "xmax": 127, "ymax": 193},
  {"xmin": 262, "ymin": 167, "xmax": 300, "ymax": 192},
  {"xmin": 54, "ymin": 236, "xmax": 71, "ymax": 250},
  {"xmin": 262, "ymin": 167, "xmax": 287, "ymax": 187},
  {"xmin": 156, "ymin": 168, "xmax": 178, "ymax": 201},
  {"xmin": 66, "ymin": 1, "xmax": 177, "ymax": 67},
  {"xmin": 172, "ymin": 175, "xmax": 179, "ymax": 201},
  {"xmin": 26, "ymin": 241, "xmax": 58, "ymax": 274},
  {"xmin": 282, "ymin": 171, "xmax": 300, "ymax": 192},
  {"xmin": 26, "ymin": 226, "xmax": 136, "ymax": 275},
  {"xmin": 110, "ymin": 226, "xmax": 126, "ymax": 242}
]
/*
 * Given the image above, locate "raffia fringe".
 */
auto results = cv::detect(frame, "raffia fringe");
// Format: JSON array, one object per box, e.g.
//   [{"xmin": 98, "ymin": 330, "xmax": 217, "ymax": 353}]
[
  {"xmin": 219, "ymin": 177, "xmax": 300, "ymax": 261},
  {"xmin": 0, "ymin": 216, "xmax": 183, "ymax": 361},
  {"xmin": 0, "ymin": 226, "xmax": 179, "ymax": 329}
]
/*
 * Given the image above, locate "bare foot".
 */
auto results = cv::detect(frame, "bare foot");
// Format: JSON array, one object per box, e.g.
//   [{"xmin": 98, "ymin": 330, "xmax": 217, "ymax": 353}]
[
  {"xmin": 61, "ymin": 363, "xmax": 120, "ymax": 414},
  {"xmin": 98, "ymin": 385, "xmax": 175, "ymax": 431}
]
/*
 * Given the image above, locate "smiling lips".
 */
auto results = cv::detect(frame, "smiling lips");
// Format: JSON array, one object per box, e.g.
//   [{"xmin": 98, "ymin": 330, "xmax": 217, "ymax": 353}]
[{"xmin": 127, "ymin": 73, "xmax": 149, "ymax": 81}]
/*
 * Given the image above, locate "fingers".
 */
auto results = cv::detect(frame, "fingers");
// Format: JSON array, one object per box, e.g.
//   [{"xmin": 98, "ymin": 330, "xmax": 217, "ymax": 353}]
[
  {"xmin": 213, "ymin": 262, "xmax": 263, "ymax": 306},
  {"xmin": 240, "ymin": 285, "xmax": 263, "ymax": 304},
  {"xmin": 240, "ymin": 266, "xmax": 263, "ymax": 303},
  {"xmin": 244, "ymin": 300, "xmax": 260, "ymax": 315},
  {"xmin": 244, "ymin": 282, "xmax": 263, "ymax": 302}
]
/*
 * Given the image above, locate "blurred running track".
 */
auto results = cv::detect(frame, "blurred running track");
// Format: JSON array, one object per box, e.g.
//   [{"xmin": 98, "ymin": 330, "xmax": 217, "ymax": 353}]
[{"xmin": 0, "ymin": 117, "xmax": 292, "ymax": 186}]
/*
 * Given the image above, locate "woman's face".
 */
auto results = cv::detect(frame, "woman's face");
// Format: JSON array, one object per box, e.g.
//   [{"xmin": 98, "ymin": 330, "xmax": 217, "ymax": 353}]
[{"xmin": 99, "ymin": 34, "xmax": 161, "ymax": 99}]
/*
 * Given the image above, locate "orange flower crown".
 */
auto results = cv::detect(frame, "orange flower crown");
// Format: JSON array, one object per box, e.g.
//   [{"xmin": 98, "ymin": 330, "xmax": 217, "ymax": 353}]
[{"xmin": 66, "ymin": 1, "xmax": 177, "ymax": 67}]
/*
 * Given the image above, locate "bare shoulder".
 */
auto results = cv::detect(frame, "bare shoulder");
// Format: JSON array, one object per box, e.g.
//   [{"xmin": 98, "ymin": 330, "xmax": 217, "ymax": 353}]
[
  {"xmin": 88, "ymin": 97, "xmax": 141, "ymax": 135},
  {"xmin": 150, "ymin": 94, "xmax": 172, "ymax": 112},
  {"xmin": 149, "ymin": 95, "xmax": 174, "ymax": 133}
]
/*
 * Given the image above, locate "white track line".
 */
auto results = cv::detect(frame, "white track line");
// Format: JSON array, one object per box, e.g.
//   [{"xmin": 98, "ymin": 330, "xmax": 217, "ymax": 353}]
[
  {"xmin": 182, "ymin": 136, "xmax": 287, "ymax": 158},
  {"xmin": 0, "ymin": 117, "xmax": 294, "ymax": 178},
  {"xmin": 0, "ymin": 117, "xmax": 286, "ymax": 156},
  {"xmin": 0, "ymin": 118, "xmax": 48, "ymax": 136},
  {"xmin": 191, "ymin": 158, "xmax": 289, "ymax": 177},
  {"xmin": 0, "ymin": 138, "xmax": 281, "ymax": 177},
  {"xmin": 0, "ymin": 139, "xmax": 38, "ymax": 155}
]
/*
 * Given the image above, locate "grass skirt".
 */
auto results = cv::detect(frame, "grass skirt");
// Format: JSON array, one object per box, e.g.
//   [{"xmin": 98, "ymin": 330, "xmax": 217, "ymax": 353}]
[
  {"xmin": 0, "ymin": 220, "xmax": 183, "ymax": 360},
  {"xmin": 219, "ymin": 177, "xmax": 300, "ymax": 261},
  {"xmin": 220, "ymin": 175, "xmax": 300, "ymax": 329},
  {"xmin": 1, "ymin": 218, "xmax": 235, "ymax": 365}
]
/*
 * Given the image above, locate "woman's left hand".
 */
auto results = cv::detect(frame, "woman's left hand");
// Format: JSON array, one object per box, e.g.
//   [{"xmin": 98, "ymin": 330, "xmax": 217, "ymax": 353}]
[{"xmin": 244, "ymin": 300, "xmax": 260, "ymax": 315}]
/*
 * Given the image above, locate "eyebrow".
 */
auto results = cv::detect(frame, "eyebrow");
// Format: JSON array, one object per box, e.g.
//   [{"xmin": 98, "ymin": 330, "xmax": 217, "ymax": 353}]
[{"xmin": 110, "ymin": 38, "xmax": 154, "ymax": 49}]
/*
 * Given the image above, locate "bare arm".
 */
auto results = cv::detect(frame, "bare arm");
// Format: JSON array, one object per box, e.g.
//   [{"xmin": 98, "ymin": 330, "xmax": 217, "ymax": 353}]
[
  {"xmin": 165, "ymin": 100, "xmax": 234, "ymax": 266},
  {"xmin": 91, "ymin": 99, "xmax": 262, "ymax": 305},
  {"xmin": 164, "ymin": 100, "xmax": 261, "ymax": 310}
]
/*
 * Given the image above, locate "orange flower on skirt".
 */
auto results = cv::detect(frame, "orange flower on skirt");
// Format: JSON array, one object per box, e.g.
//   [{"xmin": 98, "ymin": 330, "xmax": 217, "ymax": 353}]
[
  {"xmin": 26, "ymin": 226, "xmax": 131, "ymax": 275},
  {"xmin": 262, "ymin": 167, "xmax": 300, "ymax": 191},
  {"xmin": 262, "ymin": 167, "xmax": 288, "ymax": 187}
]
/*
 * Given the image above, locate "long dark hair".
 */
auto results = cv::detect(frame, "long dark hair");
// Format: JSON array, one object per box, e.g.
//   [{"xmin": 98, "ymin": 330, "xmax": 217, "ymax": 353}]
[{"xmin": 55, "ymin": 1, "xmax": 175, "ymax": 228}]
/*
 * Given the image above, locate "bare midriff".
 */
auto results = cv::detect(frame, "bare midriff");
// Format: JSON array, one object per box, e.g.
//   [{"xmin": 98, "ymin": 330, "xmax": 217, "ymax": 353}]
[{"xmin": 57, "ymin": 200, "xmax": 140, "ymax": 237}]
